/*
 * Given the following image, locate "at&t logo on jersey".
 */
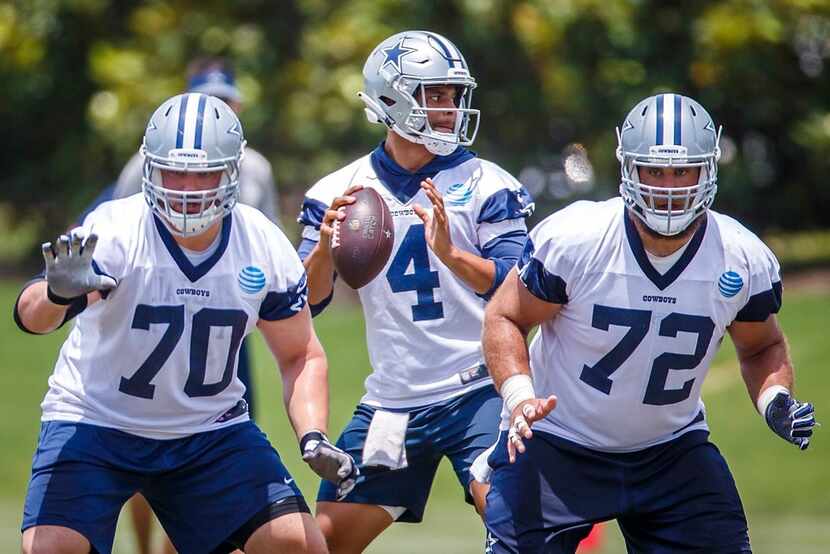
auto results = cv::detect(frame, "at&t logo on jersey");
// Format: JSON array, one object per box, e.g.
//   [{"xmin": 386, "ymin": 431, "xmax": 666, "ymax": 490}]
[
  {"xmin": 718, "ymin": 271, "xmax": 744, "ymax": 298},
  {"xmin": 445, "ymin": 181, "xmax": 474, "ymax": 206},
  {"xmin": 238, "ymin": 266, "xmax": 266, "ymax": 295}
]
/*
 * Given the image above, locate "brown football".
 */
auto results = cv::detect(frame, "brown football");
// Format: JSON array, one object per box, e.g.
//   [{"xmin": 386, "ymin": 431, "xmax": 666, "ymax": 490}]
[{"xmin": 331, "ymin": 187, "xmax": 395, "ymax": 289}]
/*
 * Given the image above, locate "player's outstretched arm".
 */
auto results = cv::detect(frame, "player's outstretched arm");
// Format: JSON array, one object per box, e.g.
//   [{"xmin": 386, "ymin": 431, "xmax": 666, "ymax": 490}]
[
  {"xmin": 414, "ymin": 178, "xmax": 496, "ymax": 294},
  {"xmin": 16, "ymin": 229, "xmax": 116, "ymax": 334},
  {"xmin": 302, "ymin": 185, "xmax": 363, "ymax": 305},
  {"xmin": 483, "ymin": 268, "xmax": 560, "ymax": 462},
  {"xmin": 258, "ymin": 306, "xmax": 358, "ymax": 498},
  {"xmin": 729, "ymin": 316, "xmax": 817, "ymax": 450}
]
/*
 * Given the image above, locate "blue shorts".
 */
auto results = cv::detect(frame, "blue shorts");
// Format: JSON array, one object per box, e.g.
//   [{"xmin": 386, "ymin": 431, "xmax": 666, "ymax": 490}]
[
  {"xmin": 318, "ymin": 385, "xmax": 501, "ymax": 522},
  {"xmin": 484, "ymin": 429, "xmax": 750, "ymax": 553},
  {"xmin": 23, "ymin": 420, "xmax": 305, "ymax": 554}
]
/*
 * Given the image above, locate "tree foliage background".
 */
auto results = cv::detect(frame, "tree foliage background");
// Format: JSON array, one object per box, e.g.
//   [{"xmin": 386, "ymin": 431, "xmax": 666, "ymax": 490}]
[{"xmin": 3, "ymin": 0, "xmax": 830, "ymax": 259}]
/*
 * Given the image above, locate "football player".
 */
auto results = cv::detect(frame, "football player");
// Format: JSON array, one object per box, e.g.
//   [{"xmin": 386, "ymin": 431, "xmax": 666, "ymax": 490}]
[
  {"xmin": 104, "ymin": 56, "xmax": 280, "ymax": 554},
  {"xmin": 297, "ymin": 31, "xmax": 533, "ymax": 552},
  {"xmin": 480, "ymin": 93, "xmax": 817, "ymax": 553},
  {"xmin": 14, "ymin": 93, "xmax": 355, "ymax": 554}
]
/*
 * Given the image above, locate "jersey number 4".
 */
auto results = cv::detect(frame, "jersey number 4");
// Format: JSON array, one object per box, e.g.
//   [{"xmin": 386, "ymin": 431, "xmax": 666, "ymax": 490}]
[
  {"xmin": 119, "ymin": 305, "xmax": 248, "ymax": 399},
  {"xmin": 386, "ymin": 224, "xmax": 444, "ymax": 321},
  {"xmin": 579, "ymin": 305, "xmax": 715, "ymax": 406}
]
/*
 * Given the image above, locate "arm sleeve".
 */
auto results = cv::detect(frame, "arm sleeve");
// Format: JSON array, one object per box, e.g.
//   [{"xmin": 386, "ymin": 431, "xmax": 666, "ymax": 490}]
[
  {"xmin": 734, "ymin": 243, "xmax": 783, "ymax": 322},
  {"xmin": 475, "ymin": 176, "xmax": 534, "ymax": 300},
  {"xmin": 13, "ymin": 274, "xmax": 89, "ymax": 334},
  {"xmin": 477, "ymin": 229, "xmax": 527, "ymax": 300}
]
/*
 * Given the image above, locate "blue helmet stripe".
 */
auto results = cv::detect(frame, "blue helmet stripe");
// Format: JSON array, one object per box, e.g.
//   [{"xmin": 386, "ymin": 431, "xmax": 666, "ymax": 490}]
[
  {"xmin": 176, "ymin": 94, "xmax": 189, "ymax": 149},
  {"xmin": 655, "ymin": 94, "xmax": 664, "ymax": 145},
  {"xmin": 674, "ymin": 94, "xmax": 682, "ymax": 145},
  {"xmin": 194, "ymin": 94, "xmax": 207, "ymax": 149},
  {"xmin": 427, "ymin": 32, "xmax": 458, "ymax": 68}
]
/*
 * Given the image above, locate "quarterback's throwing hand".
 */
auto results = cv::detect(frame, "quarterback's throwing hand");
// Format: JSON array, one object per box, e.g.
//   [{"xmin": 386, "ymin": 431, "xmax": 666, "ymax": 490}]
[
  {"xmin": 42, "ymin": 228, "xmax": 117, "ymax": 302},
  {"xmin": 765, "ymin": 392, "xmax": 817, "ymax": 450},
  {"xmin": 301, "ymin": 430, "xmax": 360, "ymax": 500},
  {"xmin": 507, "ymin": 396, "xmax": 557, "ymax": 463}
]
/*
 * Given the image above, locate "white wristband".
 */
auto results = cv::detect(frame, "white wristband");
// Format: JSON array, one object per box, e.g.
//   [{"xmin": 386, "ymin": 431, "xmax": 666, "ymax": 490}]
[
  {"xmin": 756, "ymin": 385, "xmax": 790, "ymax": 416},
  {"xmin": 500, "ymin": 374, "xmax": 536, "ymax": 413}
]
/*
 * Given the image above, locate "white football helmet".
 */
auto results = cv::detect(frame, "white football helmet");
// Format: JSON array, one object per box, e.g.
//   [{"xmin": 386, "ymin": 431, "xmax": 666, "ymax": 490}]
[
  {"xmin": 359, "ymin": 30, "xmax": 479, "ymax": 155},
  {"xmin": 141, "ymin": 93, "xmax": 246, "ymax": 236},
  {"xmin": 617, "ymin": 93, "xmax": 721, "ymax": 236}
]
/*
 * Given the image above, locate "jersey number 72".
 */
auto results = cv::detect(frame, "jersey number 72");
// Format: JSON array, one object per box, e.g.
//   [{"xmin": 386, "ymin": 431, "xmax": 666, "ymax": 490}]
[{"xmin": 579, "ymin": 305, "xmax": 715, "ymax": 406}]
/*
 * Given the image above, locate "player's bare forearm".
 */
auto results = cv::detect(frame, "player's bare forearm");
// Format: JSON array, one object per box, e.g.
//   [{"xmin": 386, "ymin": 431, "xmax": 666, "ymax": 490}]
[
  {"xmin": 483, "ymin": 307, "xmax": 532, "ymax": 389},
  {"xmin": 17, "ymin": 281, "xmax": 73, "ymax": 334},
  {"xmin": 483, "ymin": 269, "xmax": 562, "ymax": 387},
  {"xmin": 440, "ymin": 247, "xmax": 496, "ymax": 294},
  {"xmin": 259, "ymin": 308, "xmax": 330, "ymax": 438},
  {"xmin": 282, "ymin": 341, "xmax": 329, "ymax": 439},
  {"xmin": 302, "ymin": 242, "xmax": 336, "ymax": 305},
  {"xmin": 729, "ymin": 316, "xmax": 794, "ymax": 409}
]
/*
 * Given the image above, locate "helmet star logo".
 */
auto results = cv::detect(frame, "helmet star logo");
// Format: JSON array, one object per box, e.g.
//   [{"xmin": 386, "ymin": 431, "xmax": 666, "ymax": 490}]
[
  {"xmin": 381, "ymin": 38, "xmax": 416, "ymax": 73},
  {"xmin": 227, "ymin": 120, "xmax": 242, "ymax": 137}
]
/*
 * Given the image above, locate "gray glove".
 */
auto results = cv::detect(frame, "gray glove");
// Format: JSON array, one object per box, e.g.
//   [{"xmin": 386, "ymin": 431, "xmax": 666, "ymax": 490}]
[
  {"xmin": 42, "ymin": 228, "xmax": 117, "ymax": 302},
  {"xmin": 300, "ymin": 430, "xmax": 359, "ymax": 500}
]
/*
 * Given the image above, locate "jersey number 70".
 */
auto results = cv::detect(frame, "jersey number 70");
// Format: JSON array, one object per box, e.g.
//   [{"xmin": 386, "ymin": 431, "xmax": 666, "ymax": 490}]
[{"xmin": 119, "ymin": 304, "xmax": 248, "ymax": 399}]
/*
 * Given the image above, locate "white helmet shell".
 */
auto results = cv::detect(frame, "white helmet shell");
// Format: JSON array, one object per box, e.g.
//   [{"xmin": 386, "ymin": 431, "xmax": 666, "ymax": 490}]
[
  {"xmin": 359, "ymin": 30, "xmax": 480, "ymax": 155},
  {"xmin": 617, "ymin": 93, "xmax": 721, "ymax": 236},
  {"xmin": 141, "ymin": 93, "xmax": 246, "ymax": 237}
]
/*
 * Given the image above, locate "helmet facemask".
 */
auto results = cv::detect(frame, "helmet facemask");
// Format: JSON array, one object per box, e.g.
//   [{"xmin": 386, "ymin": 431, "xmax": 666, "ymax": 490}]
[
  {"xmin": 616, "ymin": 94, "xmax": 722, "ymax": 236},
  {"xmin": 140, "ymin": 93, "xmax": 246, "ymax": 238},
  {"xmin": 142, "ymin": 143, "xmax": 243, "ymax": 237},
  {"xmin": 397, "ymin": 78, "xmax": 480, "ymax": 155}
]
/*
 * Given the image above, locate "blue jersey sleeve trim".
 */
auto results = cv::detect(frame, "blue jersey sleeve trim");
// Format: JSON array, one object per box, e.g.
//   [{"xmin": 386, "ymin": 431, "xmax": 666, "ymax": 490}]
[
  {"xmin": 734, "ymin": 281, "xmax": 782, "ymax": 322},
  {"xmin": 259, "ymin": 274, "xmax": 309, "ymax": 321},
  {"xmin": 477, "ymin": 230, "xmax": 527, "ymax": 300},
  {"xmin": 297, "ymin": 197, "xmax": 328, "ymax": 229},
  {"xmin": 477, "ymin": 187, "xmax": 534, "ymax": 224},
  {"xmin": 519, "ymin": 258, "xmax": 569, "ymax": 304},
  {"xmin": 297, "ymin": 237, "xmax": 318, "ymax": 262}
]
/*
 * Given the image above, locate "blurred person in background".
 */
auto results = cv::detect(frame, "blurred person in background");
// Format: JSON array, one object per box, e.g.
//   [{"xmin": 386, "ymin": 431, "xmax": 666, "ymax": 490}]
[{"xmin": 480, "ymin": 93, "xmax": 817, "ymax": 553}]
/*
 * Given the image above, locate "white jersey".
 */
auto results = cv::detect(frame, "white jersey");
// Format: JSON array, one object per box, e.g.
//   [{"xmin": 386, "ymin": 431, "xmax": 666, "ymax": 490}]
[
  {"xmin": 42, "ymin": 195, "xmax": 307, "ymax": 439},
  {"xmin": 300, "ymin": 148, "xmax": 531, "ymax": 408},
  {"xmin": 114, "ymin": 148, "xmax": 280, "ymax": 224},
  {"xmin": 515, "ymin": 198, "xmax": 782, "ymax": 452}
]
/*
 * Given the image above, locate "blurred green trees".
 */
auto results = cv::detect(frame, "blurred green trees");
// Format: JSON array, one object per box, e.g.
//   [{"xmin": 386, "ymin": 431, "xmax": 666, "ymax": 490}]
[{"xmin": 3, "ymin": 0, "xmax": 830, "ymax": 257}]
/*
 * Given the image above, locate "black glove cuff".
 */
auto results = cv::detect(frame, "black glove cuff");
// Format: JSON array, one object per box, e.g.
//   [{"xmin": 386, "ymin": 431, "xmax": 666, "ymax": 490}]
[
  {"xmin": 46, "ymin": 286, "xmax": 83, "ymax": 306},
  {"xmin": 300, "ymin": 430, "xmax": 328, "ymax": 453}
]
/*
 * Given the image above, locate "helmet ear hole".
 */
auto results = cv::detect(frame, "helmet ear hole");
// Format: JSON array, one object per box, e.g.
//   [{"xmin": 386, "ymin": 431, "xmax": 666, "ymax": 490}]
[{"xmin": 379, "ymin": 96, "xmax": 396, "ymax": 107}]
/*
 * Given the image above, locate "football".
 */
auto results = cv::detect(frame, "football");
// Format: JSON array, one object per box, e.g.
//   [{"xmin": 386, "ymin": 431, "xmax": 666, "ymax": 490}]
[{"xmin": 331, "ymin": 187, "xmax": 395, "ymax": 289}]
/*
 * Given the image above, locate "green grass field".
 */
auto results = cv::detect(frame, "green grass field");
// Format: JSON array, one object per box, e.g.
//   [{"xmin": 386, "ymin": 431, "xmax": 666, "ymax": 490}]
[{"xmin": 1, "ymin": 281, "xmax": 828, "ymax": 553}]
